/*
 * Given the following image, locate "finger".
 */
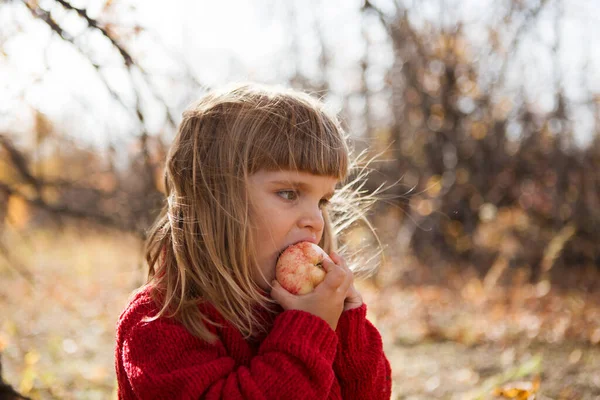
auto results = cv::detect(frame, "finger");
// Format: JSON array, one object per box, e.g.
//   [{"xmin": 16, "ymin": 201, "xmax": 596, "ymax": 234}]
[
  {"xmin": 330, "ymin": 252, "xmax": 354, "ymax": 277},
  {"xmin": 320, "ymin": 259, "xmax": 345, "ymax": 289},
  {"xmin": 344, "ymin": 282, "xmax": 355, "ymax": 296},
  {"xmin": 335, "ymin": 262, "xmax": 354, "ymax": 294},
  {"xmin": 270, "ymin": 280, "xmax": 297, "ymax": 310},
  {"xmin": 338, "ymin": 269, "xmax": 353, "ymax": 294},
  {"xmin": 345, "ymin": 283, "xmax": 360, "ymax": 298},
  {"xmin": 329, "ymin": 251, "xmax": 347, "ymax": 269},
  {"xmin": 320, "ymin": 256, "xmax": 336, "ymax": 272}
]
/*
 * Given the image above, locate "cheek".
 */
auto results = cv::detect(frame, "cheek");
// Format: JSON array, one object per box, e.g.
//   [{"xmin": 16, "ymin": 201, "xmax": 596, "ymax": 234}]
[
  {"xmin": 258, "ymin": 209, "xmax": 291, "ymax": 236},
  {"xmin": 249, "ymin": 219, "xmax": 280, "ymax": 261}
]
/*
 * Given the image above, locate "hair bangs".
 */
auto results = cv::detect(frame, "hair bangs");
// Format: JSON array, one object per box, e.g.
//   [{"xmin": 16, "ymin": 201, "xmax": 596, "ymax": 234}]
[{"xmin": 247, "ymin": 98, "xmax": 349, "ymax": 181}]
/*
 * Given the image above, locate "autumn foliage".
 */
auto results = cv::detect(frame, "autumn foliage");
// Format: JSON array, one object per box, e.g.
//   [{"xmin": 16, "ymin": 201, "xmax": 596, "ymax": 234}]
[{"xmin": 2, "ymin": 0, "xmax": 600, "ymax": 398}]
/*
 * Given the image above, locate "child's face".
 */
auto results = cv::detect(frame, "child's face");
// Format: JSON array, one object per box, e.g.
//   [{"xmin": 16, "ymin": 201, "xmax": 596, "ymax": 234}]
[{"xmin": 247, "ymin": 169, "xmax": 338, "ymax": 291}]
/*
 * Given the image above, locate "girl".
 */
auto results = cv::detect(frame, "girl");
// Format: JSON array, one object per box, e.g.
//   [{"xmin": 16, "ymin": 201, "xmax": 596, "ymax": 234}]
[{"xmin": 115, "ymin": 83, "xmax": 392, "ymax": 399}]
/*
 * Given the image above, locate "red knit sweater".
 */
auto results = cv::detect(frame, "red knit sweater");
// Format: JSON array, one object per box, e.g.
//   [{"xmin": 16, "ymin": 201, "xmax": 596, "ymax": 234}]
[{"xmin": 115, "ymin": 288, "xmax": 392, "ymax": 399}]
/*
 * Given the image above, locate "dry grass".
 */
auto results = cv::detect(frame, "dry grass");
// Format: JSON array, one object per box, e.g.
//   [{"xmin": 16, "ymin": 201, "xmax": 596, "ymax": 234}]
[
  {"xmin": 1, "ymin": 226, "xmax": 143, "ymax": 399},
  {"xmin": 1, "ymin": 226, "xmax": 600, "ymax": 399}
]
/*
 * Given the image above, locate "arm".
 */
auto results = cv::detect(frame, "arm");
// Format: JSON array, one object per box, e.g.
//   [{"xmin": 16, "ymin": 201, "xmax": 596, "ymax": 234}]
[
  {"xmin": 119, "ymin": 310, "xmax": 338, "ymax": 400},
  {"xmin": 333, "ymin": 304, "xmax": 392, "ymax": 400}
]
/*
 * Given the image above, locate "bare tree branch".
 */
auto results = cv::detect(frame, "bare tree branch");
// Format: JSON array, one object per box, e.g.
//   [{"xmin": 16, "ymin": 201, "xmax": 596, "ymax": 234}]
[
  {"xmin": 493, "ymin": 0, "xmax": 550, "ymax": 90},
  {"xmin": 0, "ymin": 134, "xmax": 41, "ymax": 195}
]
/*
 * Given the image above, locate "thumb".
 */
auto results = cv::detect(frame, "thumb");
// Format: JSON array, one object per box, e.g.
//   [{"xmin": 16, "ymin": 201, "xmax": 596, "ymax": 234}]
[{"xmin": 270, "ymin": 280, "xmax": 297, "ymax": 310}]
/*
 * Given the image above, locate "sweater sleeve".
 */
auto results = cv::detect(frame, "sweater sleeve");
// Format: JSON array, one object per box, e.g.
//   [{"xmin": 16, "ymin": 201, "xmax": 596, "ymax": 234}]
[
  {"xmin": 333, "ymin": 304, "xmax": 392, "ymax": 400},
  {"xmin": 119, "ymin": 309, "xmax": 338, "ymax": 400}
]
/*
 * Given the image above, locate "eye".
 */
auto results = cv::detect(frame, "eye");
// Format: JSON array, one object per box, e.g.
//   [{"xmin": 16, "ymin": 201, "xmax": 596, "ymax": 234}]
[{"xmin": 277, "ymin": 190, "xmax": 298, "ymax": 201}]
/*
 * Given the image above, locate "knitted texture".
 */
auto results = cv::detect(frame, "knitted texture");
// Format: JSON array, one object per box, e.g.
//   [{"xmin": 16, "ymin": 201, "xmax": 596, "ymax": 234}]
[{"xmin": 115, "ymin": 288, "xmax": 392, "ymax": 399}]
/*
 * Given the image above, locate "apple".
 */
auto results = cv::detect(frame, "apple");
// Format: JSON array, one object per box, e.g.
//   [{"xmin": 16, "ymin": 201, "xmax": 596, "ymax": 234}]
[{"xmin": 275, "ymin": 242, "xmax": 331, "ymax": 295}]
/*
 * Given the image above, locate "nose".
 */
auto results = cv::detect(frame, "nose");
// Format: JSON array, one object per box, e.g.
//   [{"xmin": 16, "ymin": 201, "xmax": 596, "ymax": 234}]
[{"xmin": 298, "ymin": 203, "xmax": 325, "ymax": 234}]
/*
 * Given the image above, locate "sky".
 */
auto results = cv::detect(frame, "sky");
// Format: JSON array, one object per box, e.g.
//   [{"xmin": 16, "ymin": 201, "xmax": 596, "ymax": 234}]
[
  {"xmin": 0, "ymin": 0, "xmax": 373, "ymax": 149},
  {"xmin": 0, "ymin": 0, "xmax": 599, "ymax": 150}
]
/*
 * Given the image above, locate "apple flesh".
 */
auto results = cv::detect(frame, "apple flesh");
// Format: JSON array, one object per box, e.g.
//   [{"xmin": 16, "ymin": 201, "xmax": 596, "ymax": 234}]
[{"xmin": 275, "ymin": 242, "xmax": 331, "ymax": 295}]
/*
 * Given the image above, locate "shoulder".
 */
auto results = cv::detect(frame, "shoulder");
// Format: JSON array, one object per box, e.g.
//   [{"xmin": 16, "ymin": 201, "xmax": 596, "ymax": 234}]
[
  {"xmin": 115, "ymin": 286, "xmax": 225, "ymax": 348},
  {"xmin": 115, "ymin": 289, "xmax": 233, "ymax": 394},
  {"xmin": 116, "ymin": 287, "xmax": 157, "ymax": 333},
  {"xmin": 116, "ymin": 287, "xmax": 186, "ymax": 345}
]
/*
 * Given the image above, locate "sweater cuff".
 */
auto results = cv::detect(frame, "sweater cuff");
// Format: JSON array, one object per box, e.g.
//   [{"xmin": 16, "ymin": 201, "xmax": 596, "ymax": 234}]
[
  {"xmin": 334, "ymin": 303, "xmax": 385, "ymax": 378},
  {"xmin": 336, "ymin": 303, "xmax": 368, "ymax": 345},
  {"xmin": 260, "ymin": 309, "xmax": 338, "ymax": 365}
]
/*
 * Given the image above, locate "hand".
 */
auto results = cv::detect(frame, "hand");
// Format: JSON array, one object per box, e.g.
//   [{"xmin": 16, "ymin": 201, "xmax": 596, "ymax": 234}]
[
  {"xmin": 329, "ymin": 252, "xmax": 363, "ymax": 311},
  {"xmin": 270, "ymin": 253, "xmax": 353, "ymax": 331}
]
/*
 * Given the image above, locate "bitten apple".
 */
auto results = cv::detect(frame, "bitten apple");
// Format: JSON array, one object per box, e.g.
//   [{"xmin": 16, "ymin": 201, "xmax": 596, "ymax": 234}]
[{"xmin": 275, "ymin": 242, "xmax": 332, "ymax": 295}]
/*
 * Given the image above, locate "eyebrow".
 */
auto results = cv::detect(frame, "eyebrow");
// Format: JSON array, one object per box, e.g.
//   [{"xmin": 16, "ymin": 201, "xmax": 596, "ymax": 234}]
[{"xmin": 270, "ymin": 180, "xmax": 336, "ymax": 198}]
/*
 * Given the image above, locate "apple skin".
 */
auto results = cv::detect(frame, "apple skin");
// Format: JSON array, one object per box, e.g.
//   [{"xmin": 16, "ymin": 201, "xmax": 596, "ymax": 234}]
[{"xmin": 275, "ymin": 242, "xmax": 332, "ymax": 295}]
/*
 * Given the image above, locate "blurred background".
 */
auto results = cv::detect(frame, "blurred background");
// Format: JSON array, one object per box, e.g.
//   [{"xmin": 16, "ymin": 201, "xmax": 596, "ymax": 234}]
[{"xmin": 1, "ymin": 0, "xmax": 600, "ymax": 398}]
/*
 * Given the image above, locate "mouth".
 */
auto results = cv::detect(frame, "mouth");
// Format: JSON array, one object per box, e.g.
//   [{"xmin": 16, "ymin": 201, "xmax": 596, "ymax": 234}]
[{"xmin": 276, "ymin": 248, "xmax": 285, "ymax": 261}]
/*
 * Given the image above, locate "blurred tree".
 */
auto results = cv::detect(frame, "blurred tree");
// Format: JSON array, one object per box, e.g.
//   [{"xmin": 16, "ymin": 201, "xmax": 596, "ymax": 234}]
[
  {"xmin": 1, "ymin": 0, "xmax": 600, "ymax": 289},
  {"xmin": 360, "ymin": 0, "xmax": 600, "ymax": 284},
  {"xmin": 0, "ymin": 0, "xmax": 205, "ymax": 241}
]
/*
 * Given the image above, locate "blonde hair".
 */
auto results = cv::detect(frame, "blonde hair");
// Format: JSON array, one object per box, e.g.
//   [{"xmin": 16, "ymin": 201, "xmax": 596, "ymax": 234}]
[{"xmin": 143, "ymin": 83, "xmax": 380, "ymax": 342}]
